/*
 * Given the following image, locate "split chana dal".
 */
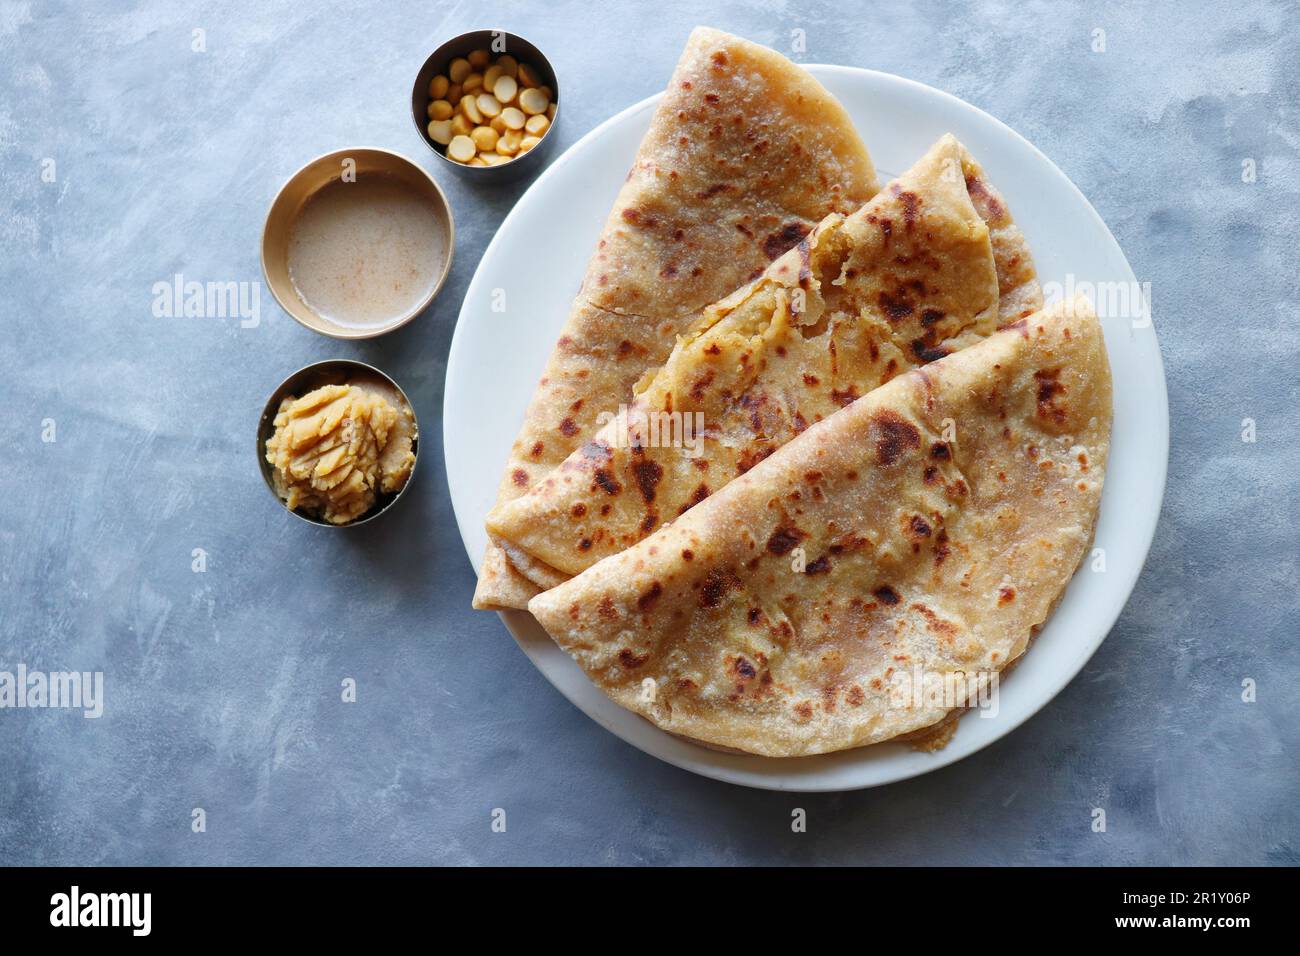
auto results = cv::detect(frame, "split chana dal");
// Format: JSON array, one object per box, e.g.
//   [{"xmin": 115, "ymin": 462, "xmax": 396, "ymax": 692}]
[{"xmin": 426, "ymin": 49, "xmax": 556, "ymax": 166}]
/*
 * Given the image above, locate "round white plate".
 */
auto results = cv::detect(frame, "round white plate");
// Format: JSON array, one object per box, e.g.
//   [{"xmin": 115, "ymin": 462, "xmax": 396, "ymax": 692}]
[{"xmin": 444, "ymin": 66, "xmax": 1168, "ymax": 791}]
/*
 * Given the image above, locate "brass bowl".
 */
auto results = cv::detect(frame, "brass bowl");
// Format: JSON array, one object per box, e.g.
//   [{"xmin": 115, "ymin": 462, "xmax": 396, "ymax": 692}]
[
  {"xmin": 257, "ymin": 360, "xmax": 419, "ymax": 528},
  {"xmin": 411, "ymin": 30, "xmax": 561, "ymax": 183},
  {"xmin": 261, "ymin": 148, "xmax": 454, "ymax": 339}
]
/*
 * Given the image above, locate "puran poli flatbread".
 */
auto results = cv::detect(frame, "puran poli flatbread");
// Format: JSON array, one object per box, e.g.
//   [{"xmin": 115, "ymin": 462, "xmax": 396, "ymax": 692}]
[
  {"xmin": 473, "ymin": 27, "xmax": 880, "ymax": 609},
  {"xmin": 528, "ymin": 298, "xmax": 1110, "ymax": 757},
  {"xmin": 489, "ymin": 135, "xmax": 1041, "ymax": 582}
]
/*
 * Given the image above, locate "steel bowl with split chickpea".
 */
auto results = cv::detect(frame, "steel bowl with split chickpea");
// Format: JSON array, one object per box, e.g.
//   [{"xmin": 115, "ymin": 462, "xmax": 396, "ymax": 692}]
[
  {"xmin": 412, "ymin": 30, "xmax": 560, "ymax": 182},
  {"xmin": 262, "ymin": 148, "xmax": 454, "ymax": 339},
  {"xmin": 257, "ymin": 360, "xmax": 420, "ymax": 527}
]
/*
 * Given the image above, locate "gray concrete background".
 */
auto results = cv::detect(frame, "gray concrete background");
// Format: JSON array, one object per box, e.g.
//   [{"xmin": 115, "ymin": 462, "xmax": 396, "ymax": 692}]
[{"xmin": 1, "ymin": 0, "xmax": 1296, "ymax": 866}]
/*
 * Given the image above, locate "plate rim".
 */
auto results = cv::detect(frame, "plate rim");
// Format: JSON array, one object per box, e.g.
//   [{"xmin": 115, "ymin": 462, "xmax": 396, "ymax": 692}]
[{"xmin": 444, "ymin": 64, "xmax": 1170, "ymax": 791}]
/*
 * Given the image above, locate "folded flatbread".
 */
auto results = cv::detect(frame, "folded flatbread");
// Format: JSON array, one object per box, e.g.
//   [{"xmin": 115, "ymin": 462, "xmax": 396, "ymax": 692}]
[
  {"xmin": 473, "ymin": 27, "xmax": 880, "ymax": 609},
  {"xmin": 489, "ymin": 135, "xmax": 1041, "ymax": 582},
  {"xmin": 528, "ymin": 297, "xmax": 1110, "ymax": 756}
]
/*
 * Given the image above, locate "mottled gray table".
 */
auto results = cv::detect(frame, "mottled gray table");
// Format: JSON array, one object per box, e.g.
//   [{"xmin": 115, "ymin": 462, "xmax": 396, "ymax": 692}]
[{"xmin": 2, "ymin": 0, "xmax": 1296, "ymax": 866}]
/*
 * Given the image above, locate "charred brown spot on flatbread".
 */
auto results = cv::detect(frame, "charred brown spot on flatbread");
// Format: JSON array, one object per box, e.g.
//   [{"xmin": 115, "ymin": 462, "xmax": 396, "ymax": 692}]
[
  {"xmin": 911, "ymin": 338, "xmax": 950, "ymax": 363},
  {"xmin": 699, "ymin": 567, "xmax": 740, "ymax": 608},
  {"xmin": 1035, "ymin": 368, "xmax": 1068, "ymax": 423},
  {"xmin": 911, "ymin": 602, "xmax": 958, "ymax": 639},
  {"xmin": 689, "ymin": 370, "xmax": 715, "ymax": 400},
  {"xmin": 831, "ymin": 386, "xmax": 860, "ymax": 408},
  {"xmin": 870, "ymin": 410, "xmax": 920, "ymax": 466},
  {"xmin": 593, "ymin": 470, "xmax": 621, "ymax": 495},
  {"xmin": 619, "ymin": 649, "xmax": 649, "ymax": 669},
  {"xmin": 873, "ymin": 585, "xmax": 901, "ymax": 605},
  {"xmin": 766, "ymin": 526, "xmax": 806, "ymax": 555},
  {"xmin": 898, "ymin": 190, "xmax": 921, "ymax": 228},
  {"xmin": 805, "ymin": 554, "xmax": 832, "ymax": 574},
  {"xmin": 762, "ymin": 222, "xmax": 811, "ymax": 260},
  {"xmin": 878, "ymin": 291, "xmax": 913, "ymax": 322},
  {"xmin": 965, "ymin": 175, "xmax": 1004, "ymax": 220},
  {"xmin": 736, "ymin": 445, "xmax": 775, "ymax": 474},
  {"xmin": 933, "ymin": 529, "xmax": 951, "ymax": 566},
  {"xmin": 620, "ymin": 206, "xmax": 657, "ymax": 227},
  {"xmin": 632, "ymin": 459, "xmax": 663, "ymax": 504},
  {"xmin": 638, "ymin": 582, "xmax": 664, "ymax": 610},
  {"xmin": 678, "ymin": 483, "xmax": 711, "ymax": 515}
]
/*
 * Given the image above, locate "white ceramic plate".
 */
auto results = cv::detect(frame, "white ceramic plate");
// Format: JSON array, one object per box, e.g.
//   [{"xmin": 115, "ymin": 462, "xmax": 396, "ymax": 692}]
[{"xmin": 444, "ymin": 66, "xmax": 1168, "ymax": 791}]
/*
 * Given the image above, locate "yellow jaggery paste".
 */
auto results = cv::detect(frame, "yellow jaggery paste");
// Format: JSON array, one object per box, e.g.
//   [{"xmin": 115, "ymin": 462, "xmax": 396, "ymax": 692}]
[{"xmin": 265, "ymin": 381, "xmax": 416, "ymax": 524}]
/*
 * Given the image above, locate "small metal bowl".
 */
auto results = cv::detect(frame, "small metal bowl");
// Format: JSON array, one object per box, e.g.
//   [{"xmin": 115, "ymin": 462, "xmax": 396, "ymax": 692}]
[
  {"xmin": 257, "ymin": 360, "xmax": 419, "ymax": 528},
  {"xmin": 261, "ymin": 147, "xmax": 454, "ymax": 339},
  {"xmin": 412, "ymin": 30, "xmax": 561, "ymax": 183}
]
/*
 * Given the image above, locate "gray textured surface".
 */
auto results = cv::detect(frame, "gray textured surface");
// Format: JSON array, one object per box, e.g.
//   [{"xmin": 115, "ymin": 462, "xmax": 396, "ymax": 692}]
[{"xmin": 2, "ymin": 0, "xmax": 1296, "ymax": 866}]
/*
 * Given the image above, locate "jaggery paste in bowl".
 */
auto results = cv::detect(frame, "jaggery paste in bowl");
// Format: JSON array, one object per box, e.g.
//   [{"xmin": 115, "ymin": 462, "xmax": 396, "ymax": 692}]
[{"xmin": 264, "ymin": 375, "xmax": 417, "ymax": 525}]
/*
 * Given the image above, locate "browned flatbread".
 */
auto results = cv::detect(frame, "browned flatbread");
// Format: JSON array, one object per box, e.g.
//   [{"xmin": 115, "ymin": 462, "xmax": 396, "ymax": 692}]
[
  {"xmin": 488, "ymin": 135, "xmax": 1041, "ymax": 584},
  {"xmin": 528, "ymin": 298, "xmax": 1111, "ymax": 757},
  {"xmin": 473, "ymin": 27, "xmax": 880, "ymax": 609}
]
